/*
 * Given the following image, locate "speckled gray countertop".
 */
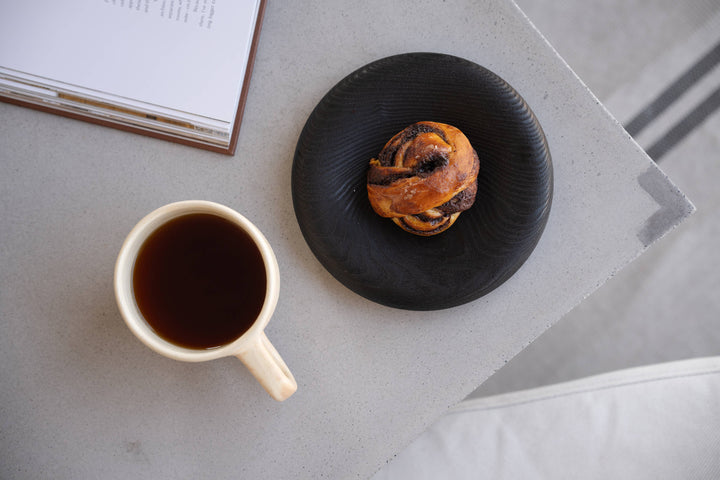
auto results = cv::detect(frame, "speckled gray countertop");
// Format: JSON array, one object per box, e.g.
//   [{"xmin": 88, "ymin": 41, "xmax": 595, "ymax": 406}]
[{"xmin": 0, "ymin": 1, "xmax": 693, "ymax": 479}]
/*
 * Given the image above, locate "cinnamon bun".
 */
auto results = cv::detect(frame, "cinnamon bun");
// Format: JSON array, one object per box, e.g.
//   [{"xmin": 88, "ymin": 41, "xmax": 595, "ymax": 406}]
[{"xmin": 367, "ymin": 121, "xmax": 479, "ymax": 236}]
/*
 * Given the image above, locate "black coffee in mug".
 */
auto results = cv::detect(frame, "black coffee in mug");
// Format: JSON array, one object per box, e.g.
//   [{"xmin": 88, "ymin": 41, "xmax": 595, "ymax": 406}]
[{"xmin": 132, "ymin": 213, "xmax": 266, "ymax": 350}]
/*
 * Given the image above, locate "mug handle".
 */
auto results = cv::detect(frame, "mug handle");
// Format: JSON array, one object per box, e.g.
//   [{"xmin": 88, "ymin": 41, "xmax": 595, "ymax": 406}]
[{"xmin": 236, "ymin": 332, "xmax": 297, "ymax": 401}]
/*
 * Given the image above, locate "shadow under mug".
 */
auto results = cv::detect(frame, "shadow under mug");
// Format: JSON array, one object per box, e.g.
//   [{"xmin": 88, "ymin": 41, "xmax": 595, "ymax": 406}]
[{"xmin": 114, "ymin": 200, "xmax": 297, "ymax": 401}]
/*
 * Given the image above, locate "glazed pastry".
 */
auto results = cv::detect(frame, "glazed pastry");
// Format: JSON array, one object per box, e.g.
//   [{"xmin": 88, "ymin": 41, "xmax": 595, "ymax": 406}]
[{"xmin": 367, "ymin": 121, "xmax": 479, "ymax": 236}]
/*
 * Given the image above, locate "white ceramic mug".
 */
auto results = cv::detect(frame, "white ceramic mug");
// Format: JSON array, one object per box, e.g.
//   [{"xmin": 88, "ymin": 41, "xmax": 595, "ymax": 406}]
[{"xmin": 114, "ymin": 200, "xmax": 297, "ymax": 401}]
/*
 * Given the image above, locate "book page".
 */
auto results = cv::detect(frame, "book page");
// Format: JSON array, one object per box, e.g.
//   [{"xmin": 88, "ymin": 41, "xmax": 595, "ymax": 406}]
[{"xmin": 0, "ymin": 0, "xmax": 260, "ymax": 123}]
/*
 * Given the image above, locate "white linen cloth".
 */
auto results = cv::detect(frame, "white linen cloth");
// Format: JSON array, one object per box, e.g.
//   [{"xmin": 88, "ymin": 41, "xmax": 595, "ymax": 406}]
[{"xmin": 373, "ymin": 357, "xmax": 720, "ymax": 479}]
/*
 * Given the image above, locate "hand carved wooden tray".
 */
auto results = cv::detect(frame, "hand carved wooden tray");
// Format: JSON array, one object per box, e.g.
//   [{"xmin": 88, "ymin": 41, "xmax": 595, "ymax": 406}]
[{"xmin": 292, "ymin": 53, "xmax": 553, "ymax": 310}]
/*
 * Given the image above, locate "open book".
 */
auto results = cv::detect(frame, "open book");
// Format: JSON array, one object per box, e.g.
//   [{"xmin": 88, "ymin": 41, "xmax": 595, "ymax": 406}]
[{"xmin": 0, "ymin": 0, "xmax": 266, "ymax": 155}]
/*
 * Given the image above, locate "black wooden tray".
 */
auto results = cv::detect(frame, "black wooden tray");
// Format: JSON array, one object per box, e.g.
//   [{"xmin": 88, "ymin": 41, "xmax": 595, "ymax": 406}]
[{"xmin": 292, "ymin": 53, "xmax": 553, "ymax": 310}]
